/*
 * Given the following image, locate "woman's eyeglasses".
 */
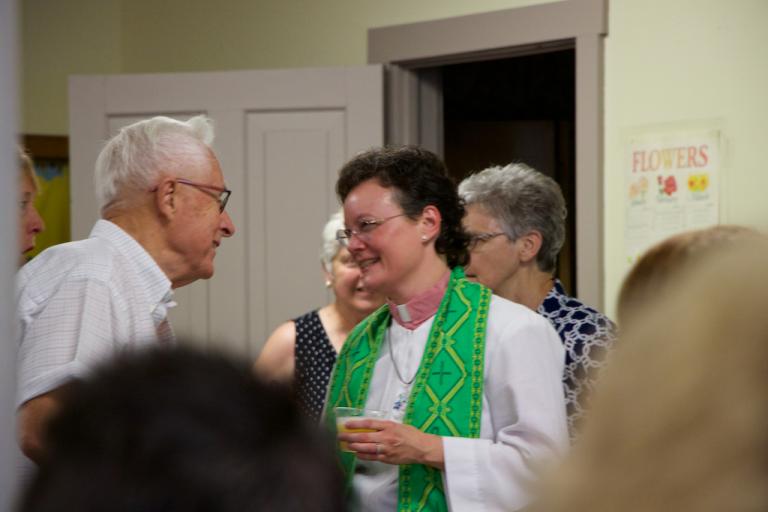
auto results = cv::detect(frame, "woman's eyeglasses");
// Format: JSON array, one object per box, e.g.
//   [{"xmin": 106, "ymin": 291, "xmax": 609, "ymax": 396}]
[
  {"xmin": 467, "ymin": 232, "xmax": 506, "ymax": 250},
  {"xmin": 335, "ymin": 213, "xmax": 408, "ymax": 247}
]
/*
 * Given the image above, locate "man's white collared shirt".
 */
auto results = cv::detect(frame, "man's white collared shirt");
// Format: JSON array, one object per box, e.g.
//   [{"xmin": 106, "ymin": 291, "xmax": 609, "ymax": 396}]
[{"xmin": 16, "ymin": 219, "xmax": 176, "ymax": 407}]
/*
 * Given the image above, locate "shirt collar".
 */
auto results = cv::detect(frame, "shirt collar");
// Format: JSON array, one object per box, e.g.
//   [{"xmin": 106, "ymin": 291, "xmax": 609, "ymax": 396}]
[
  {"xmin": 90, "ymin": 220, "xmax": 176, "ymax": 317},
  {"xmin": 387, "ymin": 271, "xmax": 450, "ymax": 330}
]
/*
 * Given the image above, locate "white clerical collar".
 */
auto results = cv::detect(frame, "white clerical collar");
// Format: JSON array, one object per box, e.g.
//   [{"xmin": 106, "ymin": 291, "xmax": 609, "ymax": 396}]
[{"xmin": 387, "ymin": 271, "xmax": 450, "ymax": 329}]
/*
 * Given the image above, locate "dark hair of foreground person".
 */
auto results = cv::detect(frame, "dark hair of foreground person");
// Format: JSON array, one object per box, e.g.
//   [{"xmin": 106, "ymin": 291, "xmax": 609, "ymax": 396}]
[{"xmin": 19, "ymin": 345, "xmax": 345, "ymax": 512}]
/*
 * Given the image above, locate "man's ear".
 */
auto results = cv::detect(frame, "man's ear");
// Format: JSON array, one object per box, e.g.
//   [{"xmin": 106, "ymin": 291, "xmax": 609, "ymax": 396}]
[
  {"xmin": 419, "ymin": 205, "xmax": 442, "ymax": 242},
  {"xmin": 155, "ymin": 178, "xmax": 176, "ymax": 220},
  {"xmin": 518, "ymin": 230, "xmax": 543, "ymax": 264}
]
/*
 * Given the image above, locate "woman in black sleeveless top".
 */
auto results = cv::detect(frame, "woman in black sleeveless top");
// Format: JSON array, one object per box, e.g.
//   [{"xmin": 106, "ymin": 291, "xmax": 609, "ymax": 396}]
[{"xmin": 255, "ymin": 212, "xmax": 384, "ymax": 421}]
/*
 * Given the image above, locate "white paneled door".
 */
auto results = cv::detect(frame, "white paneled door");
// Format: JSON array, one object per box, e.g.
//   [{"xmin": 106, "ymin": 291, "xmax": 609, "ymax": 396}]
[{"xmin": 69, "ymin": 66, "xmax": 383, "ymax": 358}]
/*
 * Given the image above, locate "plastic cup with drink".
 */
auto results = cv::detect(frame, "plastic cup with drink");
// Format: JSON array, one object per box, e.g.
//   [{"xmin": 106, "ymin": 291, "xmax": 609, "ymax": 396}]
[{"xmin": 334, "ymin": 406, "xmax": 388, "ymax": 452}]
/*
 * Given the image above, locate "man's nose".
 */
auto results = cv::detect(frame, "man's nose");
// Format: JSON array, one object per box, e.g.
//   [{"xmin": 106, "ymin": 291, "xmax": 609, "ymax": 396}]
[{"xmin": 220, "ymin": 211, "xmax": 235, "ymax": 237}]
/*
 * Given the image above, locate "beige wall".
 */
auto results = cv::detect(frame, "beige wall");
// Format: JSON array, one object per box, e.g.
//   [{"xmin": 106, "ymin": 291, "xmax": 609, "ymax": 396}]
[
  {"xmin": 603, "ymin": 0, "xmax": 768, "ymax": 316},
  {"xmin": 20, "ymin": 0, "xmax": 768, "ymax": 314}
]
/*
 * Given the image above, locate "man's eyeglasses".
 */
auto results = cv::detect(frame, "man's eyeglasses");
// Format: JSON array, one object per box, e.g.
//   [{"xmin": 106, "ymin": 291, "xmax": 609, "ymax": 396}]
[
  {"xmin": 467, "ymin": 232, "xmax": 507, "ymax": 251},
  {"xmin": 176, "ymin": 178, "xmax": 231, "ymax": 213},
  {"xmin": 335, "ymin": 213, "xmax": 408, "ymax": 247}
]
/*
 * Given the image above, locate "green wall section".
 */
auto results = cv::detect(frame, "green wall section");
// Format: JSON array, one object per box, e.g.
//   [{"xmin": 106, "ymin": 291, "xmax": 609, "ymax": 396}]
[
  {"xmin": 22, "ymin": 0, "xmax": 550, "ymax": 134},
  {"xmin": 21, "ymin": 0, "xmax": 122, "ymax": 135},
  {"xmin": 121, "ymin": 0, "xmax": 551, "ymax": 73}
]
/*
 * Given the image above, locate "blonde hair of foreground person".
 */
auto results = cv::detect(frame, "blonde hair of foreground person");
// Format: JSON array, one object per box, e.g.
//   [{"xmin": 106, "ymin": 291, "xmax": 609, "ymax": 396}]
[
  {"xmin": 535, "ymin": 242, "xmax": 768, "ymax": 512},
  {"xmin": 616, "ymin": 225, "xmax": 759, "ymax": 327}
]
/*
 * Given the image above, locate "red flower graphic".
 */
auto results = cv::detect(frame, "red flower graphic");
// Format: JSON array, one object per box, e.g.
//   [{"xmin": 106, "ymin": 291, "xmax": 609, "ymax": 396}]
[
  {"xmin": 663, "ymin": 176, "xmax": 677, "ymax": 196},
  {"xmin": 657, "ymin": 175, "xmax": 677, "ymax": 196}
]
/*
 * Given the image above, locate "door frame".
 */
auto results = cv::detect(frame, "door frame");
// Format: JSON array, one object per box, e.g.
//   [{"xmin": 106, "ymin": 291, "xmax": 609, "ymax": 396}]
[
  {"xmin": 368, "ymin": 0, "xmax": 607, "ymax": 309},
  {"xmin": 0, "ymin": 0, "xmax": 19, "ymax": 503}
]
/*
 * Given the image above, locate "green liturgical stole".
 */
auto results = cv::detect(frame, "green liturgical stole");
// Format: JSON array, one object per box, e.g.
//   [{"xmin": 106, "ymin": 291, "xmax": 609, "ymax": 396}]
[{"xmin": 326, "ymin": 267, "xmax": 491, "ymax": 512}]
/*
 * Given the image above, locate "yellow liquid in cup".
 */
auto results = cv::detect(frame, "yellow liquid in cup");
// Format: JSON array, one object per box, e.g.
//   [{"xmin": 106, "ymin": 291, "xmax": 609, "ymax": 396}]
[{"xmin": 337, "ymin": 422, "xmax": 377, "ymax": 452}]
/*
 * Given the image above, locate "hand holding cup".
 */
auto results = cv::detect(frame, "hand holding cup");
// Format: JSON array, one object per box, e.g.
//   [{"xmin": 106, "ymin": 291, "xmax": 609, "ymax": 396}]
[{"xmin": 334, "ymin": 407, "xmax": 387, "ymax": 452}]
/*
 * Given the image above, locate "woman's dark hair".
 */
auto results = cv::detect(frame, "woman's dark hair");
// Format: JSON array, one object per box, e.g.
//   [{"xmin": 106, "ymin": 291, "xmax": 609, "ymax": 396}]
[{"xmin": 336, "ymin": 146, "xmax": 469, "ymax": 267}]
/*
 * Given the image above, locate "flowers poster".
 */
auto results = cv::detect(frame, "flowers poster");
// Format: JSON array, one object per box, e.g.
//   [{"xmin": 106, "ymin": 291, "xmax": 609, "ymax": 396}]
[{"xmin": 625, "ymin": 127, "xmax": 720, "ymax": 263}]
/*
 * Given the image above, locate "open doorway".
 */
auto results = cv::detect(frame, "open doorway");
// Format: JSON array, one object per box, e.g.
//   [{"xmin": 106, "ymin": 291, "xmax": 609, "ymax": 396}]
[
  {"xmin": 369, "ymin": 0, "xmax": 606, "ymax": 306},
  {"xmin": 439, "ymin": 49, "xmax": 576, "ymax": 292}
]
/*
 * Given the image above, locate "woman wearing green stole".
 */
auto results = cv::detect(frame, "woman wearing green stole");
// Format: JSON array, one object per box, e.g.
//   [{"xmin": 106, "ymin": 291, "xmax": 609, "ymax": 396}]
[{"xmin": 327, "ymin": 147, "xmax": 569, "ymax": 512}]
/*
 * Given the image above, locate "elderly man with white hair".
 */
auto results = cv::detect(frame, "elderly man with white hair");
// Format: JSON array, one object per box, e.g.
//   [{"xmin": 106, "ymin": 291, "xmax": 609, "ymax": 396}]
[{"xmin": 16, "ymin": 115, "xmax": 235, "ymax": 463}]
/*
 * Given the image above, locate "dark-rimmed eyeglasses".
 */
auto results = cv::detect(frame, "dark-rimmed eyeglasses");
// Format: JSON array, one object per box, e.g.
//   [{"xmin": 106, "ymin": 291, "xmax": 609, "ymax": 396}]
[
  {"xmin": 335, "ymin": 213, "xmax": 408, "ymax": 247},
  {"xmin": 467, "ymin": 231, "xmax": 506, "ymax": 251},
  {"xmin": 176, "ymin": 178, "xmax": 231, "ymax": 213}
]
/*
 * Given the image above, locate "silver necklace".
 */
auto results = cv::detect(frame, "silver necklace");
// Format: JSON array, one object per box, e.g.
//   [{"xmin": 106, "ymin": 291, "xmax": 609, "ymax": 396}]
[{"xmin": 386, "ymin": 330, "xmax": 418, "ymax": 385}]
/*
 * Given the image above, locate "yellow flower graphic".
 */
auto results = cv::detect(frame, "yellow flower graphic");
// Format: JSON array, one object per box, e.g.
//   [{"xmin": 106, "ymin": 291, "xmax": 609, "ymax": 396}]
[{"xmin": 688, "ymin": 173, "xmax": 709, "ymax": 192}]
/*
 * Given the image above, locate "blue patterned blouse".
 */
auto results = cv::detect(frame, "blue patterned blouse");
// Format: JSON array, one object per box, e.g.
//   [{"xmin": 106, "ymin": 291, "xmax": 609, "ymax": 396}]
[{"xmin": 538, "ymin": 279, "xmax": 617, "ymax": 435}]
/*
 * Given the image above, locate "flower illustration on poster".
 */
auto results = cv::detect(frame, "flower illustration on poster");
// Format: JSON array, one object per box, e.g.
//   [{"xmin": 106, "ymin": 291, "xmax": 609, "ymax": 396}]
[
  {"xmin": 625, "ymin": 127, "xmax": 720, "ymax": 264},
  {"xmin": 657, "ymin": 175, "xmax": 678, "ymax": 198},
  {"xmin": 687, "ymin": 173, "xmax": 711, "ymax": 200},
  {"xmin": 628, "ymin": 175, "xmax": 649, "ymax": 204}
]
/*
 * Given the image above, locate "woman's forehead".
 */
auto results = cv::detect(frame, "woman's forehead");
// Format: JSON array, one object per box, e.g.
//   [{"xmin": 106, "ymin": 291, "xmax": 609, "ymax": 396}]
[
  {"xmin": 21, "ymin": 173, "xmax": 38, "ymax": 194},
  {"xmin": 465, "ymin": 203, "xmax": 501, "ymax": 229},
  {"xmin": 343, "ymin": 180, "xmax": 398, "ymax": 214}
]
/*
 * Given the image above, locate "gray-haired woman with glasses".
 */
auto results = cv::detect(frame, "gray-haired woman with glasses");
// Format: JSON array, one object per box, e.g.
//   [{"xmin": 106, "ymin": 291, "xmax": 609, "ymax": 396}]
[
  {"xmin": 459, "ymin": 163, "xmax": 616, "ymax": 436},
  {"xmin": 255, "ymin": 211, "xmax": 384, "ymax": 422}
]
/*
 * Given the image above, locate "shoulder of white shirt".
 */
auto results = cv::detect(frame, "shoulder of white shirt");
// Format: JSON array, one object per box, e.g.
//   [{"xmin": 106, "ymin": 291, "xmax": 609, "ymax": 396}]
[
  {"xmin": 19, "ymin": 236, "xmax": 123, "ymax": 290},
  {"xmin": 488, "ymin": 294, "xmax": 558, "ymax": 334}
]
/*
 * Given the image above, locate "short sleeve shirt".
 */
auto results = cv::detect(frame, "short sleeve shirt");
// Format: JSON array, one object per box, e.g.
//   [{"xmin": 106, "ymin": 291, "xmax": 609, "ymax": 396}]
[{"xmin": 16, "ymin": 220, "xmax": 175, "ymax": 407}]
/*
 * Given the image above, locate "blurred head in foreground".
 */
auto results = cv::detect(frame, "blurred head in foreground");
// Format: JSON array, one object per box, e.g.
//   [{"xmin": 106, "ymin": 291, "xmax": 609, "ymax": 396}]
[
  {"xmin": 19, "ymin": 346, "xmax": 345, "ymax": 512},
  {"xmin": 617, "ymin": 225, "xmax": 760, "ymax": 327},
  {"xmin": 536, "ymin": 239, "xmax": 768, "ymax": 512}
]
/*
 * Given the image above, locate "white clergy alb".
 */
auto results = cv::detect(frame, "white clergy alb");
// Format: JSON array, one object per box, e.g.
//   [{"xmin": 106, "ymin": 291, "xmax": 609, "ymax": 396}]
[
  {"xmin": 16, "ymin": 219, "xmax": 176, "ymax": 408},
  {"xmin": 349, "ymin": 295, "xmax": 569, "ymax": 512}
]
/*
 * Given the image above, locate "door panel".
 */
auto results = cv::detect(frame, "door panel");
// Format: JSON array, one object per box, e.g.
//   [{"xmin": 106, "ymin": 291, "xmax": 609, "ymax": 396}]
[{"xmin": 247, "ymin": 110, "xmax": 345, "ymax": 345}]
